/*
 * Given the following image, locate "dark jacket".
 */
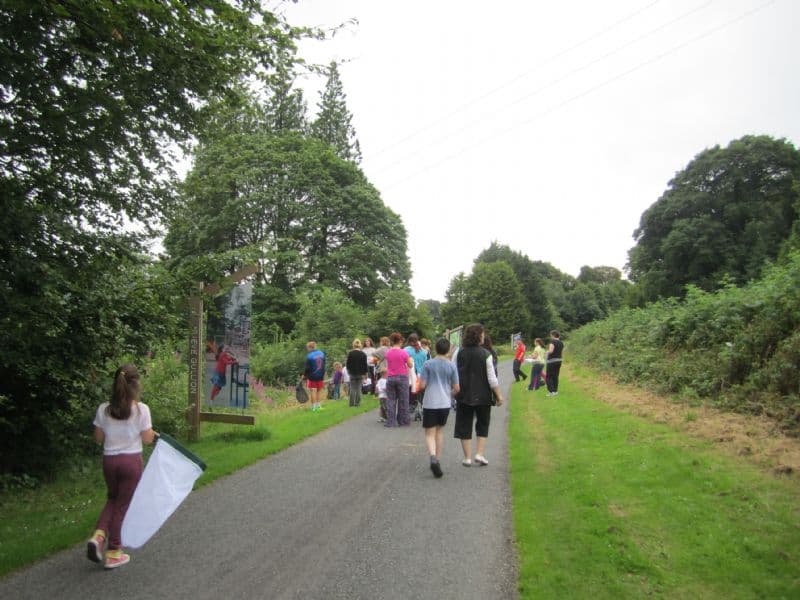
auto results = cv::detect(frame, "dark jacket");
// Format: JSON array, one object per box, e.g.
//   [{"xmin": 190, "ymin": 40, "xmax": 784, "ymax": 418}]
[
  {"xmin": 346, "ymin": 349, "xmax": 369, "ymax": 377},
  {"xmin": 455, "ymin": 346, "xmax": 493, "ymax": 406}
]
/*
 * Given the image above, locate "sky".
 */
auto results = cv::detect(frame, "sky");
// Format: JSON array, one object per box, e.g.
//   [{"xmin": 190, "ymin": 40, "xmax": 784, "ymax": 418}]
[{"xmin": 272, "ymin": 0, "xmax": 800, "ymax": 301}]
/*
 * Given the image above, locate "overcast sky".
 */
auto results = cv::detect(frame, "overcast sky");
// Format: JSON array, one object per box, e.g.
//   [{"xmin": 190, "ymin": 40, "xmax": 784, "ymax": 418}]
[{"xmin": 275, "ymin": 0, "xmax": 800, "ymax": 301}]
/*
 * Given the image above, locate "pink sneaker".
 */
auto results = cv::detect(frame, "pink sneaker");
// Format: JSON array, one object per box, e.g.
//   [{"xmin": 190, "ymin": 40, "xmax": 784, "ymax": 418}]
[
  {"xmin": 104, "ymin": 549, "xmax": 130, "ymax": 569},
  {"xmin": 86, "ymin": 530, "xmax": 105, "ymax": 563}
]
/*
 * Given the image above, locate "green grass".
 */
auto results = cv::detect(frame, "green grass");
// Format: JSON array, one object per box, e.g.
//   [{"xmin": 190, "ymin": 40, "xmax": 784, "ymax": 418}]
[
  {"xmin": 509, "ymin": 364, "xmax": 800, "ymax": 598},
  {"xmin": 0, "ymin": 396, "xmax": 378, "ymax": 577}
]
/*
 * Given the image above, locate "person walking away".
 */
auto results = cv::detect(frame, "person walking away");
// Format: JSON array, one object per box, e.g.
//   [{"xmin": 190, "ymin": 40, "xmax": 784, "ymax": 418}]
[
  {"xmin": 346, "ymin": 338, "xmax": 369, "ymax": 407},
  {"xmin": 87, "ymin": 364, "xmax": 156, "ymax": 569},
  {"xmin": 419, "ymin": 338, "xmax": 460, "ymax": 478},
  {"xmin": 527, "ymin": 338, "xmax": 547, "ymax": 391},
  {"xmin": 303, "ymin": 341, "xmax": 327, "ymax": 411},
  {"xmin": 384, "ymin": 332, "xmax": 414, "ymax": 427},
  {"xmin": 405, "ymin": 333, "xmax": 429, "ymax": 409},
  {"xmin": 512, "ymin": 338, "xmax": 527, "ymax": 382},
  {"xmin": 375, "ymin": 370, "xmax": 388, "ymax": 422},
  {"xmin": 362, "ymin": 337, "xmax": 377, "ymax": 394},
  {"xmin": 331, "ymin": 362, "xmax": 343, "ymax": 399},
  {"xmin": 545, "ymin": 330, "xmax": 564, "ymax": 396},
  {"xmin": 454, "ymin": 324, "xmax": 504, "ymax": 466},
  {"xmin": 209, "ymin": 344, "xmax": 238, "ymax": 402}
]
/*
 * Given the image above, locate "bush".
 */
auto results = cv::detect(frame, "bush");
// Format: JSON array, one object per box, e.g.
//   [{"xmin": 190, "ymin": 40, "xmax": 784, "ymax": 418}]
[{"xmin": 571, "ymin": 251, "xmax": 800, "ymax": 434}]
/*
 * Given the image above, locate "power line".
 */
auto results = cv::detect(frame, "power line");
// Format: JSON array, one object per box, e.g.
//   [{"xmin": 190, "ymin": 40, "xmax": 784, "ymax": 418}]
[
  {"xmin": 366, "ymin": 0, "xmax": 663, "ymax": 160},
  {"xmin": 379, "ymin": 0, "xmax": 776, "ymax": 191},
  {"xmin": 368, "ymin": 0, "xmax": 713, "ymax": 176}
]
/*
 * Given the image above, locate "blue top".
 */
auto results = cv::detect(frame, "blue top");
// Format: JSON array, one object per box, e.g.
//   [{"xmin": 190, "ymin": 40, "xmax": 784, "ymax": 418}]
[
  {"xmin": 404, "ymin": 345, "xmax": 429, "ymax": 374},
  {"xmin": 305, "ymin": 349, "xmax": 326, "ymax": 381},
  {"xmin": 420, "ymin": 358, "xmax": 459, "ymax": 410}
]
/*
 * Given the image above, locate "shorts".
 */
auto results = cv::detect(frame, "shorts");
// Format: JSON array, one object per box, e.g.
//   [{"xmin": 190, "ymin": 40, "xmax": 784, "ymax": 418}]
[
  {"xmin": 307, "ymin": 379, "xmax": 324, "ymax": 390},
  {"xmin": 453, "ymin": 404, "xmax": 492, "ymax": 439},
  {"xmin": 211, "ymin": 373, "xmax": 226, "ymax": 387},
  {"xmin": 422, "ymin": 408, "xmax": 450, "ymax": 428}
]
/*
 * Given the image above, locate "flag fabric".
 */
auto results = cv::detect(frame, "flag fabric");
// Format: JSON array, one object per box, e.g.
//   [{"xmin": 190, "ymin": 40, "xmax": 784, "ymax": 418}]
[{"xmin": 121, "ymin": 433, "xmax": 206, "ymax": 549}]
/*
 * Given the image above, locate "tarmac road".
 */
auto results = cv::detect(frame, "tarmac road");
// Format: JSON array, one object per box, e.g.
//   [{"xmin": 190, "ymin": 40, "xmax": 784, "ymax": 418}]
[{"xmin": 1, "ymin": 361, "xmax": 518, "ymax": 600}]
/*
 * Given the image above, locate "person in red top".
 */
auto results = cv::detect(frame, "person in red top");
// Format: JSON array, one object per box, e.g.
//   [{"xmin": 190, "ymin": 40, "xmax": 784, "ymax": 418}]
[
  {"xmin": 513, "ymin": 338, "xmax": 528, "ymax": 382},
  {"xmin": 210, "ymin": 344, "xmax": 238, "ymax": 401}
]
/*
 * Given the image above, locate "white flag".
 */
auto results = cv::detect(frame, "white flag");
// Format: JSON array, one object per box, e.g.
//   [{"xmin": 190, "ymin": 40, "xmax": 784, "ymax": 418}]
[{"xmin": 121, "ymin": 433, "xmax": 206, "ymax": 549}]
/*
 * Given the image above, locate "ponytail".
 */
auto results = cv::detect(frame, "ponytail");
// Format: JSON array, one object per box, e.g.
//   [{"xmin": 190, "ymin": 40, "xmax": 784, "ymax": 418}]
[{"xmin": 108, "ymin": 363, "xmax": 140, "ymax": 420}]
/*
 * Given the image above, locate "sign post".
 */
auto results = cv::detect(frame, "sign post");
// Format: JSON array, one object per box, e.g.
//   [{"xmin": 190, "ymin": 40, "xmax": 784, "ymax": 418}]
[{"xmin": 188, "ymin": 265, "xmax": 259, "ymax": 440}]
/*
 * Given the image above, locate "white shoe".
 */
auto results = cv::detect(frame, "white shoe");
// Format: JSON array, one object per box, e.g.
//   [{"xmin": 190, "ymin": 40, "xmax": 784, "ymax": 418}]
[
  {"xmin": 462, "ymin": 458, "xmax": 472, "ymax": 467},
  {"xmin": 474, "ymin": 454, "xmax": 489, "ymax": 466}
]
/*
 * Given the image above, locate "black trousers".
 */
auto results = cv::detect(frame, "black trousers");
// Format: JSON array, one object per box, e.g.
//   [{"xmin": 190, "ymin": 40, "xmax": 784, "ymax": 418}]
[
  {"xmin": 512, "ymin": 359, "xmax": 527, "ymax": 381},
  {"xmin": 546, "ymin": 362, "xmax": 562, "ymax": 392}
]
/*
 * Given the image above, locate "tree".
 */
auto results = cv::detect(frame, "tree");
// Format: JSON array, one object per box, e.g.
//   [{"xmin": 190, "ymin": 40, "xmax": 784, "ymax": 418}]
[
  {"xmin": 441, "ymin": 273, "xmax": 471, "ymax": 330},
  {"xmin": 463, "ymin": 262, "xmax": 530, "ymax": 341},
  {"xmin": 628, "ymin": 135, "xmax": 800, "ymax": 302},
  {"xmin": 0, "ymin": 1, "xmax": 295, "ymax": 476},
  {"xmin": 368, "ymin": 289, "xmax": 433, "ymax": 341},
  {"xmin": 262, "ymin": 63, "xmax": 308, "ymax": 134},
  {"xmin": 475, "ymin": 243, "xmax": 555, "ymax": 336},
  {"xmin": 164, "ymin": 132, "xmax": 411, "ymax": 306},
  {"xmin": 310, "ymin": 61, "xmax": 362, "ymax": 163}
]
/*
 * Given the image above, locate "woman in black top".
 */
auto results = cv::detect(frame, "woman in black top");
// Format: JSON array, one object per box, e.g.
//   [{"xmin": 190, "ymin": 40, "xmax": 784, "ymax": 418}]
[
  {"xmin": 346, "ymin": 339, "xmax": 369, "ymax": 407},
  {"xmin": 454, "ymin": 324, "xmax": 504, "ymax": 467},
  {"xmin": 545, "ymin": 330, "xmax": 564, "ymax": 396}
]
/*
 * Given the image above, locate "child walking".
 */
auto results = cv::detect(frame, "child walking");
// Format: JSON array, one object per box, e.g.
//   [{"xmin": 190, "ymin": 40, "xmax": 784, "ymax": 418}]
[
  {"xmin": 87, "ymin": 363, "xmax": 155, "ymax": 569},
  {"xmin": 375, "ymin": 370, "xmax": 388, "ymax": 422},
  {"xmin": 419, "ymin": 338, "xmax": 460, "ymax": 478}
]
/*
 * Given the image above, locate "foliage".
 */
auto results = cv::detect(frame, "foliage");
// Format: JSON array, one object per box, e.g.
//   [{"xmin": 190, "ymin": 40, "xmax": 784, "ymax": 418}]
[
  {"xmin": 164, "ymin": 132, "xmax": 411, "ymax": 306},
  {"xmin": 570, "ymin": 251, "xmax": 800, "ymax": 433},
  {"xmin": 138, "ymin": 346, "xmax": 190, "ymax": 440},
  {"xmin": 0, "ymin": 0, "xmax": 296, "ymax": 477},
  {"xmin": 367, "ymin": 289, "xmax": 433, "ymax": 341},
  {"xmin": 310, "ymin": 61, "xmax": 362, "ymax": 163},
  {"xmin": 249, "ymin": 340, "xmax": 306, "ymax": 387},
  {"xmin": 292, "ymin": 286, "xmax": 367, "ymax": 349},
  {"xmin": 628, "ymin": 135, "xmax": 800, "ymax": 302}
]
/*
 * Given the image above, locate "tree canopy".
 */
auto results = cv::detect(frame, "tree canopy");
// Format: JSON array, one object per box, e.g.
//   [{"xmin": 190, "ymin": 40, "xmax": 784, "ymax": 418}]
[{"xmin": 627, "ymin": 135, "xmax": 800, "ymax": 302}]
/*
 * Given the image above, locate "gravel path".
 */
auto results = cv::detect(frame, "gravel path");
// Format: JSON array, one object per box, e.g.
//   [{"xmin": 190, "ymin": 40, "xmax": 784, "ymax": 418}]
[{"xmin": 1, "ymin": 361, "xmax": 518, "ymax": 599}]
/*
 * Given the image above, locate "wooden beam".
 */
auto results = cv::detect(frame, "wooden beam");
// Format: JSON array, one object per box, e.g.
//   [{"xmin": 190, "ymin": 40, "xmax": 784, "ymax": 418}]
[
  {"xmin": 199, "ymin": 412, "xmax": 255, "ymax": 426},
  {"xmin": 204, "ymin": 264, "xmax": 259, "ymax": 296}
]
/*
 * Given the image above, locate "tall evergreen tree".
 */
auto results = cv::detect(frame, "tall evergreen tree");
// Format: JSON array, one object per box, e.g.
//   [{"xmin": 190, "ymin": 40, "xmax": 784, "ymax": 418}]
[
  {"xmin": 263, "ymin": 63, "xmax": 308, "ymax": 134},
  {"xmin": 311, "ymin": 61, "xmax": 362, "ymax": 163}
]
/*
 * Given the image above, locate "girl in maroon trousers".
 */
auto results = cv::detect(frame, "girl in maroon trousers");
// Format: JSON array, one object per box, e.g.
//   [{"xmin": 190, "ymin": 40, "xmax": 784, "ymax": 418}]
[{"xmin": 87, "ymin": 364, "xmax": 155, "ymax": 569}]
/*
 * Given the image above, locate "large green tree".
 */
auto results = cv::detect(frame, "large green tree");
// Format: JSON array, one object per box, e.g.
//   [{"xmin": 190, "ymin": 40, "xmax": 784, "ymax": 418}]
[
  {"xmin": 0, "ymin": 1, "xmax": 295, "ymax": 475},
  {"xmin": 628, "ymin": 135, "xmax": 800, "ymax": 302},
  {"xmin": 164, "ymin": 132, "xmax": 411, "ymax": 307},
  {"xmin": 475, "ymin": 243, "xmax": 555, "ymax": 336}
]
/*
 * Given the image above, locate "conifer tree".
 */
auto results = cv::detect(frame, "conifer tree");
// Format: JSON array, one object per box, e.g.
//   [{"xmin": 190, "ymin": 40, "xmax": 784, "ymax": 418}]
[
  {"xmin": 311, "ymin": 61, "xmax": 362, "ymax": 163},
  {"xmin": 263, "ymin": 63, "xmax": 308, "ymax": 134}
]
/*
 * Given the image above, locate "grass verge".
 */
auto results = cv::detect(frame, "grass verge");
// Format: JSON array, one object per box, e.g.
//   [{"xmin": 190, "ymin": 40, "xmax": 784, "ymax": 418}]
[
  {"xmin": 509, "ymin": 364, "xmax": 800, "ymax": 599},
  {"xmin": 0, "ymin": 397, "xmax": 378, "ymax": 577}
]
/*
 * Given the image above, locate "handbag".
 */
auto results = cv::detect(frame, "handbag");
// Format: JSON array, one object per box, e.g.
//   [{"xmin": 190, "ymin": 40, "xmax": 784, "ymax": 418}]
[{"xmin": 295, "ymin": 380, "xmax": 309, "ymax": 403}]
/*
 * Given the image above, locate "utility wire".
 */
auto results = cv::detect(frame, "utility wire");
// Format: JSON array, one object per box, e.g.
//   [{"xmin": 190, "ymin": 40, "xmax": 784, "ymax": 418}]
[
  {"xmin": 379, "ymin": 0, "xmax": 776, "ymax": 191},
  {"xmin": 366, "ymin": 0, "xmax": 663, "ymax": 160},
  {"xmin": 368, "ymin": 0, "xmax": 712, "ymax": 176}
]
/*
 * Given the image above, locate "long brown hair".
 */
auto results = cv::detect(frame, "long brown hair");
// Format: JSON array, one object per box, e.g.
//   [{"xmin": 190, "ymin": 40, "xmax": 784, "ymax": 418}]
[{"xmin": 108, "ymin": 363, "xmax": 140, "ymax": 420}]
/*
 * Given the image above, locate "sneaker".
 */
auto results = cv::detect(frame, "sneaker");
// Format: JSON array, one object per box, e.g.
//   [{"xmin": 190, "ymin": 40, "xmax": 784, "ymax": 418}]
[
  {"xmin": 430, "ymin": 460, "xmax": 443, "ymax": 478},
  {"xmin": 104, "ymin": 549, "xmax": 130, "ymax": 569},
  {"xmin": 86, "ymin": 530, "xmax": 105, "ymax": 563},
  {"xmin": 474, "ymin": 454, "xmax": 489, "ymax": 466},
  {"xmin": 462, "ymin": 458, "xmax": 472, "ymax": 467}
]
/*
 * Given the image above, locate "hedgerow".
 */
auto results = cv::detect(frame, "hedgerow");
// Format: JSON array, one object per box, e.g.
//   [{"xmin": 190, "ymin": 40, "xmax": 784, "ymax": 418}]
[{"xmin": 570, "ymin": 251, "xmax": 800, "ymax": 434}]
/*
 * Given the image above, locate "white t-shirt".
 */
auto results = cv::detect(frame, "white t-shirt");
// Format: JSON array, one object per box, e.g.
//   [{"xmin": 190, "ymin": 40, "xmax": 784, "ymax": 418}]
[
  {"xmin": 93, "ymin": 401, "xmax": 152, "ymax": 456},
  {"xmin": 375, "ymin": 377, "xmax": 387, "ymax": 399}
]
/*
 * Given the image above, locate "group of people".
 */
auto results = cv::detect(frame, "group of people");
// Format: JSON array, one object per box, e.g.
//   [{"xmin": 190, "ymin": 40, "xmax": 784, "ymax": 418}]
[
  {"xmin": 512, "ymin": 330, "xmax": 564, "ymax": 397},
  {"xmin": 301, "ymin": 323, "xmax": 505, "ymax": 478},
  {"xmin": 84, "ymin": 323, "xmax": 523, "ymax": 569}
]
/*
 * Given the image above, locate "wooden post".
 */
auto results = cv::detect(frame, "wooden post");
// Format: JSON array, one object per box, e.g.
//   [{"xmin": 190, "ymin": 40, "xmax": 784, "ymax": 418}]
[{"xmin": 187, "ymin": 285, "xmax": 204, "ymax": 442}]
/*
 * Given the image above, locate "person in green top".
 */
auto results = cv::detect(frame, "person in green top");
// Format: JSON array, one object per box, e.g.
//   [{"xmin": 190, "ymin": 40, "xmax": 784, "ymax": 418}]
[{"xmin": 527, "ymin": 337, "xmax": 547, "ymax": 391}]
